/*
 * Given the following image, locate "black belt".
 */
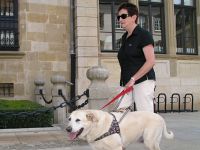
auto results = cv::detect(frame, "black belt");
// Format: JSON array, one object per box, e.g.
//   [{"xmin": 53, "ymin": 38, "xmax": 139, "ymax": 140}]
[{"xmin": 135, "ymin": 75, "xmax": 155, "ymax": 84}]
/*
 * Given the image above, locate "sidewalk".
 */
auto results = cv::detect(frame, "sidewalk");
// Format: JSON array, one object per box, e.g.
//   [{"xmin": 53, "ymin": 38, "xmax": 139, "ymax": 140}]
[{"xmin": 0, "ymin": 112, "xmax": 200, "ymax": 150}]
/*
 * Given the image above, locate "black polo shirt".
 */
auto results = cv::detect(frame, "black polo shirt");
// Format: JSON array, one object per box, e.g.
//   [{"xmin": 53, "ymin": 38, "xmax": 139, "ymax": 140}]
[{"xmin": 117, "ymin": 25, "xmax": 156, "ymax": 86}]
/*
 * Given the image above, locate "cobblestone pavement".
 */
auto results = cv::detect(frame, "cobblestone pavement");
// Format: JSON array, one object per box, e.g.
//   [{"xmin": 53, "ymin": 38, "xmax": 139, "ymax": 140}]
[{"xmin": 0, "ymin": 112, "xmax": 200, "ymax": 150}]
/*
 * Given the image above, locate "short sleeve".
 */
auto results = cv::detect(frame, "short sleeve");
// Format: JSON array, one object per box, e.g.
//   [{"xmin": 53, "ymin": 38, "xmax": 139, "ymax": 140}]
[{"xmin": 140, "ymin": 30, "xmax": 154, "ymax": 48}]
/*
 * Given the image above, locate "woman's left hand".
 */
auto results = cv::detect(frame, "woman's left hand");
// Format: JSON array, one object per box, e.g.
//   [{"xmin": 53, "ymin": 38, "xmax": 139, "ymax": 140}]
[{"xmin": 125, "ymin": 77, "xmax": 135, "ymax": 88}]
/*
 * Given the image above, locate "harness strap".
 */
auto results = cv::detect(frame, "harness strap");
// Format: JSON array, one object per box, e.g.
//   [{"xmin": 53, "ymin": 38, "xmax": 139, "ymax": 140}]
[
  {"xmin": 118, "ymin": 103, "xmax": 134, "ymax": 123},
  {"xmin": 94, "ymin": 113, "xmax": 121, "ymax": 142}
]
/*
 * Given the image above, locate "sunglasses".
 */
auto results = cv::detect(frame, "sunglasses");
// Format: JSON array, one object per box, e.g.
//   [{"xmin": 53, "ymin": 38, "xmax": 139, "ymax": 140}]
[{"xmin": 117, "ymin": 14, "xmax": 129, "ymax": 21}]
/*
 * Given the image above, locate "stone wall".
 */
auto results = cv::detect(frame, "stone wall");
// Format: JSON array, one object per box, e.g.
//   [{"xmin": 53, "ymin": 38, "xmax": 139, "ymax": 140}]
[{"xmin": 0, "ymin": 0, "xmax": 70, "ymax": 100}]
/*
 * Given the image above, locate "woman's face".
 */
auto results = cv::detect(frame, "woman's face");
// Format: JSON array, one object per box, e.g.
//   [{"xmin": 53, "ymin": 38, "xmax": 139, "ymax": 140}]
[{"xmin": 118, "ymin": 9, "xmax": 136, "ymax": 30}]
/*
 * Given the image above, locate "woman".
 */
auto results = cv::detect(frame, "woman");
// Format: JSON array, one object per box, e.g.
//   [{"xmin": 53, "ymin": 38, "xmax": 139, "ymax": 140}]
[{"xmin": 117, "ymin": 2, "xmax": 156, "ymax": 112}]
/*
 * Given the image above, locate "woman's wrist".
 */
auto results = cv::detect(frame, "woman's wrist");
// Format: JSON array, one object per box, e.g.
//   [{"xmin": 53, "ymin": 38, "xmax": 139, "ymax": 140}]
[{"xmin": 131, "ymin": 77, "xmax": 135, "ymax": 82}]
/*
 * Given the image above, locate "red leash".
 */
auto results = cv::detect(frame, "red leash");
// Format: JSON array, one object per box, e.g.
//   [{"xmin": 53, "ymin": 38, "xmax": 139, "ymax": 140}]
[{"xmin": 100, "ymin": 86, "xmax": 133, "ymax": 110}]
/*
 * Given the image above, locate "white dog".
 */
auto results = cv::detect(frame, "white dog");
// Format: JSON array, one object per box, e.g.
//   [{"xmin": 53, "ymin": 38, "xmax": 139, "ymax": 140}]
[{"xmin": 66, "ymin": 109, "xmax": 174, "ymax": 150}]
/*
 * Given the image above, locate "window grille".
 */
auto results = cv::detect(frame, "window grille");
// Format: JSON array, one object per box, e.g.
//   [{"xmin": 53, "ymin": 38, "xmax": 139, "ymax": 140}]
[
  {"xmin": 0, "ymin": 0, "xmax": 19, "ymax": 51},
  {"xmin": 115, "ymin": 19, "xmax": 122, "ymax": 29},
  {"xmin": 139, "ymin": 0, "xmax": 166, "ymax": 54},
  {"xmin": 0, "ymin": 83, "xmax": 14, "ymax": 97},
  {"xmin": 99, "ymin": 0, "xmax": 127, "ymax": 52},
  {"xmin": 154, "ymin": 17, "xmax": 161, "ymax": 31},
  {"xmin": 174, "ymin": 0, "xmax": 197, "ymax": 55}
]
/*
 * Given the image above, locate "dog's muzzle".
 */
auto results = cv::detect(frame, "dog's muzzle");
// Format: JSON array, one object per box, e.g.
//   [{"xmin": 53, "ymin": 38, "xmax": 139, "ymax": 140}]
[
  {"xmin": 66, "ymin": 126, "xmax": 84, "ymax": 140},
  {"xmin": 66, "ymin": 126, "xmax": 72, "ymax": 132}
]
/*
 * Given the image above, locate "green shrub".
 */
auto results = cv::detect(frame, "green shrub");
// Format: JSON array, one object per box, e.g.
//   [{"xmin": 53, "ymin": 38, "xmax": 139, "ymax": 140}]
[{"xmin": 0, "ymin": 100, "xmax": 53, "ymax": 129}]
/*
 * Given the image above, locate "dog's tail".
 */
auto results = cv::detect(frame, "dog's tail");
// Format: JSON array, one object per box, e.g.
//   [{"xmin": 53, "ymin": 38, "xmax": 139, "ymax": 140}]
[{"xmin": 163, "ymin": 120, "xmax": 174, "ymax": 139}]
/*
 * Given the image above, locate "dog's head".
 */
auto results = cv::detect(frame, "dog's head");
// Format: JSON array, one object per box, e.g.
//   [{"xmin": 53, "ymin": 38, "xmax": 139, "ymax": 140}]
[{"xmin": 66, "ymin": 110, "xmax": 98, "ymax": 140}]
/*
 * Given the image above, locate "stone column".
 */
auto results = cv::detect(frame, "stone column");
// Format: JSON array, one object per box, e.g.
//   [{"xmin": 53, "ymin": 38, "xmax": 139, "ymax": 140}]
[
  {"xmin": 164, "ymin": 0, "xmax": 177, "ymax": 55},
  {"xmin": 51, "ymin": 75, "xmax": 67, "ymax": 124},
  {"xmin": 164, "ymin": 0, "xmax": 178, "ymax": 77},
  {"xmin": 129, "ymin": 0, "xmax": 139, "ymax": 6},
  {"xmin": 34, "ymin": 78, "xmax": 45, "ymax": 106},
  {"xmin": 75, "ymin": 0, "xmax": 99, "ymax": 101},
  {"xmin": 86, "ymin": 66, "xmax": 112, "ymax": 111}
]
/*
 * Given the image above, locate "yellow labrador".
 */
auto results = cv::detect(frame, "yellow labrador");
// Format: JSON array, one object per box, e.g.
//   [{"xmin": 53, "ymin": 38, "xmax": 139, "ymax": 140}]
[{"xmin": 66, "ymin": 109, "xmax": 174, "ymax": 150}]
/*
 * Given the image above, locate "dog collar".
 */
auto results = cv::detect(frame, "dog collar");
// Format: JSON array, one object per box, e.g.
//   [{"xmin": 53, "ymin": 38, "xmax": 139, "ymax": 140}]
[{"xmin": 94, "ymin": 113, "xmax": 121, "ymax": 142}]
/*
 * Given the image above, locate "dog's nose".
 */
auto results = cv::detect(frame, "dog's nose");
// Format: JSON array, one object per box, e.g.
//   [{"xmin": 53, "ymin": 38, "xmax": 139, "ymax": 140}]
[{"xmin": 66, "ymin": 126, "xmax": 72, "ymax": 132}]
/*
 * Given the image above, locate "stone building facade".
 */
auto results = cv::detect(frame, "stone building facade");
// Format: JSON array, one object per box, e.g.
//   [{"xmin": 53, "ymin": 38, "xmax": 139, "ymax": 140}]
[
  {"xmin": 0, "ymin": 0, "xmax": 200, "ymax": 110},
  {"xmin": 0, "ymin": 0, "xmax": 70, "ymax": 101}
]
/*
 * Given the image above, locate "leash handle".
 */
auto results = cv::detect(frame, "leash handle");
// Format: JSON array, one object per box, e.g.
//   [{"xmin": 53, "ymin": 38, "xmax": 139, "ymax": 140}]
[{"xmin": 100, "ymin": 86, "xmax": 133, "ymax": 110}]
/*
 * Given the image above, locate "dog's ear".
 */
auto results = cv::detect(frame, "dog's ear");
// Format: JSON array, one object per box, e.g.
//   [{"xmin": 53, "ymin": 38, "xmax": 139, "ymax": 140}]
[{"xmin": 86, "ymin": 113, "xmax": 98, "ymax": 122}]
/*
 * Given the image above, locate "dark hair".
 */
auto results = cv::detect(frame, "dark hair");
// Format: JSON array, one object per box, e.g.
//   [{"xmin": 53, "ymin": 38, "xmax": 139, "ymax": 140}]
[{"xmin": 118, "ymin": 2, "xmax": 138, "ymax": 23}]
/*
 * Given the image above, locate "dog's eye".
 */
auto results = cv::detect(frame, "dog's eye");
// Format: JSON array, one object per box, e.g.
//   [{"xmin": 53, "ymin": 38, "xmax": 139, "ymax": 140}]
[
  {"xmin": 68, "ymin": 117, "xmax": 71, "ymax": 121},
  {"xmin": 76, "ymin": 119, "xmax": 80, "ymax": 122}
]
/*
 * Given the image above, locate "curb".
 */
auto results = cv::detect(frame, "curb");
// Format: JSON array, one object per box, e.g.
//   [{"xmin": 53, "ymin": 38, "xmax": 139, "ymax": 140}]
[{"xmin": 0, "ymin": 124, "xmax": 63, "ymax": 133}]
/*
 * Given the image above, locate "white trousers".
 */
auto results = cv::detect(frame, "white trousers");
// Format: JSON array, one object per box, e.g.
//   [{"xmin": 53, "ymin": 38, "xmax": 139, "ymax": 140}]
[
  {"xmin": 133, "ymin": 80, "xmax": 155, "ymax": 112},
  {"xmin": 117, "ymin": 80, "xmax": 155, "ymax": 112}
]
